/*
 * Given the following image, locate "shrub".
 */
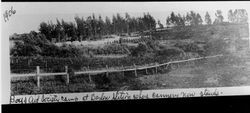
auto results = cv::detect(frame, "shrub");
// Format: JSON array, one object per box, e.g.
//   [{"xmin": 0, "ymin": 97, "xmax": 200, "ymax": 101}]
[
  {"xmin": 11, "ymin": 42, "xmax": 42, "ymax": 56},
  {"xmin": 130, "ymin": 43, "xmax": 148, "ymax": 57},
  {"xmin": 156, "ymin": 46, "xmax": 184, "ymax": 57},
  {"xmin": 174, "ymin": 41, "xmax": 201, "ymax": 53}
]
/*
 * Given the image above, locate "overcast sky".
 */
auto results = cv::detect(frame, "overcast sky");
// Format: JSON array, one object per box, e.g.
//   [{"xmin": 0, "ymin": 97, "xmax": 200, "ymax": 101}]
[{"xmin": 2, "ymin": 2, "xmax": 250, "ymax": 35}]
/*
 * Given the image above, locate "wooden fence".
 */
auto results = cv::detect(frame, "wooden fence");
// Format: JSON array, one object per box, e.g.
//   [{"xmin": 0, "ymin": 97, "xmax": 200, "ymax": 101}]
[{"xmin": 11, "ymin": 54, "xmax": 223, "ymax": 88}]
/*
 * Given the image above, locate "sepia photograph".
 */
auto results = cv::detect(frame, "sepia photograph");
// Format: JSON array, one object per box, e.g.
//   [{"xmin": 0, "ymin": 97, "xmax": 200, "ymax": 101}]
[{"xmin": 2, "ymin": 2, "xmax": 250, "ymax": 101}]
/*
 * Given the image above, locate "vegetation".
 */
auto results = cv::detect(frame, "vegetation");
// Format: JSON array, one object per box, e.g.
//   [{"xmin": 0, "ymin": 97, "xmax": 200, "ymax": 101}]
[
  {"xmin": 38, "ymin": 13, "xmax": 156, "ymax": 42},
  {"xmin": 205, "ymin": 12, "xmax": 212, "ymax": 25},
  {"xmin": 228, "ymin": 9, "xmax": 248, "ymax": 24}
]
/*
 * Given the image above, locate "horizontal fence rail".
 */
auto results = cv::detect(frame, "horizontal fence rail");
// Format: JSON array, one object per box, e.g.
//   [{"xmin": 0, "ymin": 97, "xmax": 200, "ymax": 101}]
[{"xmin": 11, "ymin": 54, "xmax": 223, "ymax": 88}]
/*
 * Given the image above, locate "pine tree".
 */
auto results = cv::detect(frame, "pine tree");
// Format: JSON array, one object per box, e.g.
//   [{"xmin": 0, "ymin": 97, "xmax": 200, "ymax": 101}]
[
  {"xmin": 185, "ymin": 12, "xmax": 192, "ymax": 26},
  {"xmin": 205, "ymin": 12, "xmax": 212, "ymax": 25},
  {"xmin": 98, "ymin": 15, "xmax": 104, "ymax": 37},
  {"xmin": 196, "ymin": 13, "xmax": 203, "ymax": 25},
  {"xmin": 125, "ymin": 12, "xmax": 131, "ymax": 34},
  {"xmin": 105, "ymin": 16, "xmax": 112, "ymax": 35}
]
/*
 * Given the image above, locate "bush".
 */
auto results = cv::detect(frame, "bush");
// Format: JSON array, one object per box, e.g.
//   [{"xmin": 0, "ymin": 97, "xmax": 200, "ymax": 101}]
[
  {"xmin": 11, "ymin": 42, "xmax": 42, "ymax": 56},
  {"xmin": 174, "ymin": 41, "xmax": 201, "ymax": 53},
  {"xmin": 130, "ymin": 43, "xmax": 148, "ymax": 57},
  {"xmin": 156, "ymin": 46, "xmax": 184, "ymax": 57}
]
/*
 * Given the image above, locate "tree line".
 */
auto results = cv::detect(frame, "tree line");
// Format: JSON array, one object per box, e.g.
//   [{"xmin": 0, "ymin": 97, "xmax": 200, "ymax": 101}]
[
  {"xmin": 39, "ymin": 13, "xmax": 156, "ymax": 42},
  {"xmin": 165, "ymin": 9, "xmax": 248, "ymax": 27},
  {"xmin": 38, "ymin": 9, "xmax": 248, "ymax": 42}
]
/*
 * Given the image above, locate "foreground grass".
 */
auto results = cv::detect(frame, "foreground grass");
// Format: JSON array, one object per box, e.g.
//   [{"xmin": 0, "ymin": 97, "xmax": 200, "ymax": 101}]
[
  {"xmin": 11, "ymin": 71, "xmax": 148, "ymax": 95},
  {"xmin": 138, "ymin": 57, "xmax": 250, "ymax": 89},
  {"xmin": 11, "ymin": 54, "xmax": 250, "ymax": 95}
]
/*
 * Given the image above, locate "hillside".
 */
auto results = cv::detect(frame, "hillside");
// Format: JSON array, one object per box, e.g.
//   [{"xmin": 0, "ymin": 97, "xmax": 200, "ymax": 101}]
[{"xmin": 10, "ymin": 23, "xmax": 250, "ymax": 95}]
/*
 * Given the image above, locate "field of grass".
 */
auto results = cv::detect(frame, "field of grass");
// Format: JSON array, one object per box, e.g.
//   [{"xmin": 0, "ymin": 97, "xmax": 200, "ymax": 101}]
[
  {"xmin": 11, "ymin": 70, "xmax": 146, "ymax": 95},
  {"xmin": 11, "ymin": 51, "xmax": 250, "ymax": 95},
  {"xmin": 138, "ymin": 59, "xmax": 250, "ymax": 89}
]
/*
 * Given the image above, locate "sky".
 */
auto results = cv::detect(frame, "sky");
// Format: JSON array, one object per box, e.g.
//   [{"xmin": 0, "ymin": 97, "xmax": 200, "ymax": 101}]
[{"xmin": 1, "ymin": 2, "xmax": 250, "ymax": 35}]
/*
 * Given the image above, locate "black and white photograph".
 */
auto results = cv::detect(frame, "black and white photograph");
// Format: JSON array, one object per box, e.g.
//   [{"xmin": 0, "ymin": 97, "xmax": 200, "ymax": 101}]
[{"xmin": 2, "ymin": 2, "xmax": 250, "ymax": 103}]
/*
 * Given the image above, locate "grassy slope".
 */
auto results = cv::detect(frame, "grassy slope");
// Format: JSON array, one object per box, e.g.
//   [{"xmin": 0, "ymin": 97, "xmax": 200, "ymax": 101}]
[
  {"xmin": 137, "ymin": 56, "xmax": 250, "ymax": 89},
  {"xmin": 138, "ymin": 23, "xmax": 250, "ymax": 89}
]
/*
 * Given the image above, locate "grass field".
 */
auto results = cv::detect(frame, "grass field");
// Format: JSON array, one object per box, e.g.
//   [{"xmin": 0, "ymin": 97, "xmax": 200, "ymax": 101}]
[
  {"xmin": 11, "ymin": 50, "xmax": 250, "ymax": 95},
  {"xmin": 138, "ymin": 59, "xmax": 250, "ymax": 89}
]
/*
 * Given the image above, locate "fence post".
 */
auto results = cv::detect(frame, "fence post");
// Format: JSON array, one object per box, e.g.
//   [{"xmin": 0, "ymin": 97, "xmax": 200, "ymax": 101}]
[
  {"xmin": 156, "ymin": 66, "xmax": 158, "ymax": 74},
  {"xmin": 134, "ymin": 64, "xmax": 137, "ymax": 77},
  {"xmin": 145, "ymin": 68, "xmax": 148, "ymax": 75},
  {"xmin": 65, "ymin": 66, "xmax": 69, "ymax": 85},
  {"xmin": 166, "ymin": 63, "xmax": 170, "ymax": 70},
  {"xmin": 88, "ymin": 74, "xmax": 92, "ymax": 83},
  {"xmin": 36, "ymin": 66, "xmax": 40, "ymax": 88},
  {"xmin": 45, "ymin": 61, "xmax": 48, "ymax": 72},
  {"xmin": 106, "ymin": 65, "xmax": 109, "ymax": 77},
  {"xmin": 122, "ymin": 65, "xmax": 125, "ymax": 77},
  {"xmin": 88, "ymin": 66, "xmax": 92, "ymax": 83}
]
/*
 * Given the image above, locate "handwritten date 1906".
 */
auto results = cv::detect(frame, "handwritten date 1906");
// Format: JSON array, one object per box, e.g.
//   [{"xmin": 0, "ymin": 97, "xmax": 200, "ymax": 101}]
[{"xmin": 3, "ymin": 6, "xmax": 16, "ymax": 22}]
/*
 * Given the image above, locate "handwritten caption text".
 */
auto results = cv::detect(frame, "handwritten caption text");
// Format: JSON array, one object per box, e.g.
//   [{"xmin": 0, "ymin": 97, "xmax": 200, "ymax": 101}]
[{"xmin": 10, "ymin": 88, "xmax": 222, "ymax": 104}]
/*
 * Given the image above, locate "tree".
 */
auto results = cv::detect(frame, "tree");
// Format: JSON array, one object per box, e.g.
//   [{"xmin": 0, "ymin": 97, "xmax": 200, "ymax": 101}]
[
  {"xmin": 166, "ymin": 16, "xmax": 171, "ymax": 26},
  {"xmin": 185, "ymin": 12, "xmax": 192, "ymax": 26},
  {"xmin": 137, "ymin": 17, "xmax": 145, "ymax": 32},
  {"xmin": 169, "ymin": 12, "xmax": 177, "ymax": 26},
  {"xmin": 105, "ymin": 16, "xmax": 112, "ymax": 35},
  {"xmin": 112, "ymin": 15, "xmax": 117, "ymax": 34},
  {"xmin": 86, "ymin": 16, "xmax": 93, "ymax": 38},
  {"xmin": 69, "ymin": 22, "xmax": 77, "ymax": 41},
  {"xmin": 157, "ymin": 20, "xmax": 164, "ymax": 29},
  {"xmin": 98, "ymin": 15, "xmax": 105, "ymax": 37},
  {"xmin": 190, "ymin": 11, "xmax": 197, "ymax": 25},
  {"xmin": 39, "ymin": 22, "xmax": 51, "ymax": 41},
  {"xmin": 61, "ymin": 19, "xmax": 68, "ymax": 41},
  {"xmin": 214, "ymin": 10, "xmax": 224, "ymax": 24},
  {"xmin": 228, "ymin": 9, "xmax": 235, "ymax": 23},
  {"xmin": 233, "ymin": 9, "xmax": 248, "ymax": 23},
  {"xmin": 205, "ymin": 12, "xmax": 212, "ymax": 25},
  {"xmin": 130, "ymin": 17, "xmax": 138, "ymax": 32},
  {"xmin": 176, "ymin": 13, "xmax": 185, "ymax": 26},
  {"xmin": 74, "ymin": 16, "xmax": 86, "ymax": 41},
  {"xmin": 146, "ymin": 12, "xmax": 156, "ymax": 30},
  {"xmin": 185, "ymin": 11, "xmax": 203, "ymax": 26},
  {"xmin": 55, "ymin": 18, "xmax": 64, "ymax": 42},
  {"xmin": 91, "ymin": 14, "xmax": 97, "ymax": 37},
  {"xmin": 125, "ymin": 12, "xmax": 131, "ymax": 34},
  {"xmin": 167, "ymin": 12, "xmax": 185, "ymax": 26},
  {"xmin": 196, "ymin": 13, "xmax": 203, "ymax": 25},
  {"xmin": 116, "ymin": 13, "xmax": 124, "ymax": 34},
  {"xmin": 61, "ymin": 20, "xmax": 77, "ymax": 41}
]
